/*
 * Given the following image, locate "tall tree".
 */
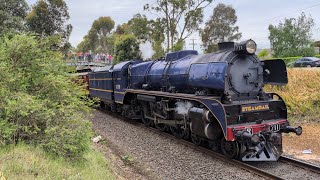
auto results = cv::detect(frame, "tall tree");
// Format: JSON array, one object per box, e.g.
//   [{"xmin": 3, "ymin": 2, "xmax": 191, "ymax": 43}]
[
  {"xmin": 149, "ymin": 18, "xmax": 165, "ymax": 58},
  {"xmin": 127, "ymin": 14, "xmax": 150, "ymax": 42},
  {"xmin": 268, "ymin": 12, "xmax": 315, "ymax": 57},
  {"xmin": 0, "ymin": 0, "xmax": 29, "ymax": 35},
  {"xmin": 77, "ymin": 16, "xmax": 115, "ymax": 53},
  {"xmin": 144, "ymin": 0, "xmax": 213, "ymax": 51},
  {"xmin": 113, "ymin": 34, "xmax": 141, "ymax": 64},
  {"xmin": 200, "ymin": 3, "xmax": 241, "ymax": 53},
  {"xmin": 26, "ymin": 0, "xmax": 72, "ymax": 41},
  {"xmin": 91, "ymin": 16, "xmax": 115, "ymax": 52},
  {"xmin": 115, "ymin": 23, "xmax": 130, "ymax": 35}
]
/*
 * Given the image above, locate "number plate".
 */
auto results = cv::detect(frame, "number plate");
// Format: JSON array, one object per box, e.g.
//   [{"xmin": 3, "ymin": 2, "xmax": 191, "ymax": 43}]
[{"xmin": 241, "ymin": 103, "xmax": 269, "ymax": 113}]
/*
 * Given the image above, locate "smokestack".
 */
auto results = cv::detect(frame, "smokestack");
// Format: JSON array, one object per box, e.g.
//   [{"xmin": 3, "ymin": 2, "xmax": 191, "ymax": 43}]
[{"xmin": 218, "ymin": 42, "xmax": 235, "ymax": 51}]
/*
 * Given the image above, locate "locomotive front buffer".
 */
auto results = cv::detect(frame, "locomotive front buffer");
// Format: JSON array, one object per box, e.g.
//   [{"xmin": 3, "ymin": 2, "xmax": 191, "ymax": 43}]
[{"xmin": 228, "ymin": 121, "xmax": 302, "ymax": 161}]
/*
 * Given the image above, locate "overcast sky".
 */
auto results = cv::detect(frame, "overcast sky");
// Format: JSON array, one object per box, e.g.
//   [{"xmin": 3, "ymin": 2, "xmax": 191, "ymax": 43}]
[{"xmin": 27, "ymin": 0, "xmax": 320, "ymax": 51}]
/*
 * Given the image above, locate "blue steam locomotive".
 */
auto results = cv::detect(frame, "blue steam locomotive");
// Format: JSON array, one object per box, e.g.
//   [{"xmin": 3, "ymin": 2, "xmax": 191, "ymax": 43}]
[{"xmin": 88, "ymin": 40, "xmax": 302, "ymax": 161}]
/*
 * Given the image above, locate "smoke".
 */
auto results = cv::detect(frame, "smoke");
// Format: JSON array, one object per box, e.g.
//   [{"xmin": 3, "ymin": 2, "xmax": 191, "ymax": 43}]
[
  {"xmin": 175, "ymin": 101, "xmax": 193, "ymax": 115},
  {"xmin": 139, "ymin": 41, "xmax": 155, "ymax": 60}
]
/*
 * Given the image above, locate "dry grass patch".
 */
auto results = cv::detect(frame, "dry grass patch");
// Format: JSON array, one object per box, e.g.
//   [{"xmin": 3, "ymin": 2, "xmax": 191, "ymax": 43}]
[{"xmin": 265, "ymin": 68, "xmax": 320, "ymax": 123}]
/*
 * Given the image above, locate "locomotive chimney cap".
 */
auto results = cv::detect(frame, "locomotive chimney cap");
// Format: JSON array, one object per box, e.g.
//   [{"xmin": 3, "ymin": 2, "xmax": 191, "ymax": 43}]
[{"xmin": 218, "ymin": 42, "xmax": 235, "ymax": 51}]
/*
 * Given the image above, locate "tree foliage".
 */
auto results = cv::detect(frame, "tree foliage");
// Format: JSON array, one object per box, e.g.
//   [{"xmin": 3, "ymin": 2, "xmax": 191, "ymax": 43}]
[
  {"xmin": 91, "ymin": 16, "xmax": 115, "ymax": 52},
  {"xmin": 77, "ymin": 16, "xmax": 115, "ymax": 53},
  {"xmin": 257, "ymin": 49, "xmax": 269, "ymax": 59},
  {"xmin": 201, "ymin": 3, "xmax": 241, "ymax": 53},
  {"xmin": 149, "ymin": 19, "xmax": 166, "ymax": 58},
  {"xmin": 26, "ymin": 0, "xmax": 72, "ymax": 42},
  {"xmin": 127, "ymin": 14, "xmax": 150, "ymax": 42},
  {"xmin": 113, "ymin": 34, "xmax": 141, "ymax": 64},
  {"xmin": 314, "ymin": 40, "xmax": 320, "ymax": 54},
  {"xmin": 115, "ymin": 23, "xmax": 130, "ymax": 35},
  {"xmin": 268, "ymin": 13, "xmax": 315, "ymax": 57},
  {"xmin": 144, "ymin": 0, "xmax": 213, "ymax": 51},
  {"xmin": 126, "ymin": 14, "xmax": 165, "ymax": 59},
  {"xmin": 0, "ymin": 0, "xmax": 29, "ymax": 35},
  {"xmin": 0, "ymin": 34, "xmax": 92, "ymax": 158}
]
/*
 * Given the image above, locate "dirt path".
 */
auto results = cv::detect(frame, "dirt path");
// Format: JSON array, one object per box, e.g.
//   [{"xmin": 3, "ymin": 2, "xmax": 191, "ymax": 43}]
[{"xmin": 283, "ymin": 123, "xmax": 320, "ymax": 165}]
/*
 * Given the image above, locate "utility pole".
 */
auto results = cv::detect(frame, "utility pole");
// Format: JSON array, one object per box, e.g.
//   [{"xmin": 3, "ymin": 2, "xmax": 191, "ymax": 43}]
[{"xmin": 189, "ymin": 38, "xmax": 197, "ymax": 50}]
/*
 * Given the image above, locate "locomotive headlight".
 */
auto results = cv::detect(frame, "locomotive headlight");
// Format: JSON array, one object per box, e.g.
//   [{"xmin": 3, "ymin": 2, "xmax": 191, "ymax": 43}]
[
  {"xmin": 246, "ymin": 40, "xmax": 257, "ymax": 54},
  {"xmin": 235, "ymin": 39, "xmax": 257, "ymax": 55}
]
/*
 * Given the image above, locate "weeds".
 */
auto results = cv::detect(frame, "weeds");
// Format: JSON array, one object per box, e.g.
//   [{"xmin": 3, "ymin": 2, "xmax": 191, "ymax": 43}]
[
  {"xmin": 121, "ymin": 155, "xmax": 134, "ymax": 165},
  {"xmin": 265, "ymin": 68, "xmax": 320, "ymax": 123}
]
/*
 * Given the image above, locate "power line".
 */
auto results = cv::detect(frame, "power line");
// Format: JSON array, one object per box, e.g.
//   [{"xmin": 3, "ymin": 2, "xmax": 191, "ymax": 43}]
[{"xmin": 240, "ymin": 2, "xmax": 320, "ymax": 30}]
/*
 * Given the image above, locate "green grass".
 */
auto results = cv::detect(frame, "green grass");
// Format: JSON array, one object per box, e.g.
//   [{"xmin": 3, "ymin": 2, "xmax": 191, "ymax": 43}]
[{"xmin": 0, "ymin": 143, "xmax": 114, "ymax": 180}]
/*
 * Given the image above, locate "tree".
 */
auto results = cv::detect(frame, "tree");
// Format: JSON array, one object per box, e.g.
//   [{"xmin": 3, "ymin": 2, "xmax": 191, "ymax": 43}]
[
  {"xmin": 257, "ymin": 49, "xmax": 269, "ymax": 59},
  {"xmin": 115, "ymin": 23, "xmax": 130, "ymax": 35},
  {"xmin": 0, "ymin": 34, "xmax": 92, "ymax": 157},
  {"xmin": 91, "ymin": 16, "xmax": 115, "ymax": 52},
  {"xmin": 314, "ymin": 41, "xmax": 320, "ymax": 54},
  {"xmin": 113, "ymin": 34, "xmax": 141, "ymax": 64},
  {"xmin": 200, "ymin": 3, "xmax": 241, "ymax": 53},
  {"xmin": 127, "ymin": 14, "xmax": 150, "ymax": 42},
  {"xmin": 144, "ymin": 0, "xmax": 213, "ymax": 51},
  {"xmin": 268, "ymin": 13, "xmax": 315, "ymax": 57},
  {"xmin": 77, "ymin": 16, "xmax": 115, "ymax": 53},
  {"xmin": 0, "ymin": 0, "xmax": 29, "ymax": 35},
  {"xmin": 26, "ymin": 0, "xmax": 72, "ymax": 42},
  {"xmin": 149, "ymin": 19, "xmax": 166, "ymax": 58}
]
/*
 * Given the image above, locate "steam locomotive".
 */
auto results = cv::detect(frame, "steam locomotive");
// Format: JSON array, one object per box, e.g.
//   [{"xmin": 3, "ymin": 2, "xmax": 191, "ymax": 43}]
[{"xmin": 87, "ymin": 39, "xmax": 302, "ymax": 161}]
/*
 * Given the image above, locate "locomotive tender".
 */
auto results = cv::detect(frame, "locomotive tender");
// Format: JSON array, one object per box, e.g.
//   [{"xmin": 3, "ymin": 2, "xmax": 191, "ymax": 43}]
[{"xmin": 88, "ymin": 39, "xmax": 302, "ymax": 161}]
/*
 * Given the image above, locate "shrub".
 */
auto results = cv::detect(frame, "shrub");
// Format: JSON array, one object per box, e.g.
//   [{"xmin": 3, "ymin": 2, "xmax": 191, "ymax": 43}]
[
  {"xmin": 0, "ymin": 34, "xmax": 93, "ymax": 158},
  {"xmin": 265, "ymin": 69, "xmax": 320, "ymax": 122},
  {"xmin": 257, "ymin": 49, "xmax": 269, "ymax": 59}
]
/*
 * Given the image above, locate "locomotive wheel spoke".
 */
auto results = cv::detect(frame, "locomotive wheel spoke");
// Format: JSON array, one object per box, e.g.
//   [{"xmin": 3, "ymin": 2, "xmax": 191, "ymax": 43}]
[
  {"xmin": 155, "ymin": 123, "xmax": 168, "ymax": 132},
  {"xmin": 191, "ymin": 133, "xmax": 202, "ymax": 146},
  {"xmin": 141, "ymin": 112, "xmax": 153, "ymax": 127},
  {"xmin": 221, "ymin": 138, "xmax": 239, "ymax": 159},
  {"xmin": 170, "ymin": 125, "xmax": 187, "ymax": 139}
]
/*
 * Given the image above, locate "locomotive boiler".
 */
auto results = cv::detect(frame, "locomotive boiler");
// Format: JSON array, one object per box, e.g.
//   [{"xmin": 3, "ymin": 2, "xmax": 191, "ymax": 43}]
[{"xmin": 88, "ymin": 39, "xmax": 302, "ymax": 161}]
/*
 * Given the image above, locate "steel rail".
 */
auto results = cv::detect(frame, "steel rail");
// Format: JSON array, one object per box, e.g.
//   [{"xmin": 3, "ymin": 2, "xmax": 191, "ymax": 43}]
[
  {"xmin": 143, "ymin": 125, "xmax": 284, "ymax": 180},
  {"xmin": 97, "ymin": 109, "xmax": 284, "ymax": 180},
  {"xmin": 279, "ymin": 155, "xmax": 320, "ymax": 174}
]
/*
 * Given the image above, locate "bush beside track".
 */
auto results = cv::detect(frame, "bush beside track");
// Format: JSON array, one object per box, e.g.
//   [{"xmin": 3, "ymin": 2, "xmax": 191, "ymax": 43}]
[
  {"xmin": 265, "ymin": 68, "xmax": 320, "ymax": 123},
  {"xmin": 0, "ymin": 34, "xmax": 94, "ymax": 158}
]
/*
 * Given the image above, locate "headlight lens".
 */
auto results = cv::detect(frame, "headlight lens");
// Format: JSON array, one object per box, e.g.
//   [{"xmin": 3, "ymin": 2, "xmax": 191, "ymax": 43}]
[{"xmin": 246, "ymin": 40, "xmax": 257, "ymax": 54}]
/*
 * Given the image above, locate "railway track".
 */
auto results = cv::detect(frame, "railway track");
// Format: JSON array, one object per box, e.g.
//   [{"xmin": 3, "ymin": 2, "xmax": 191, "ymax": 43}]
[
  {"xmin": 279, "ymin": 155, "xmax": 320, "ymax": 174},
  {"xmin": 97, "ymin": 109, "xmax": 320, "ymax": 179},
  {"xmin": 142, "ymin": 125, "xmax": 284, "ymax": 180}
]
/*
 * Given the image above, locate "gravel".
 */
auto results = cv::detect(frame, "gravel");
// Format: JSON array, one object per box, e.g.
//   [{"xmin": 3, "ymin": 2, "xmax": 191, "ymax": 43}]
[
  {"xmin": 246, "ymin": 161, "xmax": 320, "ymax": 180},
  {"xmin": 90, "ymin": 110, "xmax": 263, "ymax": 180}
]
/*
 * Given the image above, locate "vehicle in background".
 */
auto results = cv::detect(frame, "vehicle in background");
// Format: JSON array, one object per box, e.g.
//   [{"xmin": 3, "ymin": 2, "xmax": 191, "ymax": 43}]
[{"xmin": 293, "ymin": 57, "xmax": 320, "ymax": 67}]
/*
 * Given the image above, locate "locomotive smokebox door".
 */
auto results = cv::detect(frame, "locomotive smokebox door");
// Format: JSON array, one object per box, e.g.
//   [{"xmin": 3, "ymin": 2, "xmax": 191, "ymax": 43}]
[{"xmin": 262, "ymin": 59, "xmax": 288, "ymax": 85}]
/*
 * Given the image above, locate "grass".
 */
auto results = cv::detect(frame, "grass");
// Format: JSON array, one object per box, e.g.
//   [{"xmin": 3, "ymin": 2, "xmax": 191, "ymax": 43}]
[
  {"xmin": 265, "ymin": 68, "xmax": 320, "ymax": 123},
  {"xmin": 0, "ymin": 143, "xmax": 114, "ymax": 180}
]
